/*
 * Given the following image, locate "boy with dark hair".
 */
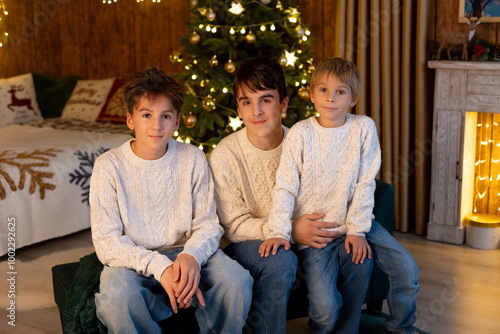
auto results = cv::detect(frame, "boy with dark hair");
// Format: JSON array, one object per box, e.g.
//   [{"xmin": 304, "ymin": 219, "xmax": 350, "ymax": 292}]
[
  {"xmin": 208, "ymin": 57, "xmax": 299, "ymax": 333},
  {"xmin": 261, "ymin": 58, "xmax": 419, "ymax": 334},
  {"xmin": 90, "ymin": 68, "xmax": 253, "ymax": 333}
]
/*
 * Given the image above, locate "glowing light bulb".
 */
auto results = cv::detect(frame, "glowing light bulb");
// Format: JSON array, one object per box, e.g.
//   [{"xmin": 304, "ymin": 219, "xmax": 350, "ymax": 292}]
[
  {"xmin": 199, "ymin": 145, "xmax": 203, "ymax": 150},
  {"xmin": 174, "ymin": 131, "xmax": 179, "ymax": 137},
  {"xmin": 222, "ymin": 87, "xmax": 228, "ymax": 93},
  {"xmin": 270, "ymin": 24, "xmax": 276, "ymax": 31},
  {"xmin": 230, "ymin": 28, "xmax": 235, "ymax": 34},
  {"xmin": 211, "ymin": 27, "xmax": 217, "ymax": 33},
  {"xmin": 186, "ymin": 138, "xmax": 191, "ymax": 144},
  {"xmin": 191, "ymin": 74, "xmax": 197, "ymax": 80},
  {"xmin": 260, "ymin": 25, "xmax": 266, "ymax": 31},
  {"xmin": 240, "ymin": 28, "xmax": 246, "ymax": 34},
  {"xmin": 199, "ymin": 24, "xmax": 204, "ymax": 29},
  {"xmin": 206, "ymin": 26, "xmax": 211, "ymax": 32}
]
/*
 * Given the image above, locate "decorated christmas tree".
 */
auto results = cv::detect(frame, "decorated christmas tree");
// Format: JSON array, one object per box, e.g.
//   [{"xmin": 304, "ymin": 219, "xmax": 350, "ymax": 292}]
[{"xmin": 171, "ymin": 0, "xmax": 315, "ymax": 152}]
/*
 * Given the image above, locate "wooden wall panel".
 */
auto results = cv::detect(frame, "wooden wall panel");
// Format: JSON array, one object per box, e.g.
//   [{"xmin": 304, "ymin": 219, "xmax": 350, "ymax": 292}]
[
  {"xmin": 0, "ymin": 1, "xmax": 36, "ymax": 77},
  {"xmin": 0, "ymin": 1, "xmax": 498, "ymax": 80},
  {"xmin": 58, "ymin": 1, "xmax": 90, "ymax": 78}
]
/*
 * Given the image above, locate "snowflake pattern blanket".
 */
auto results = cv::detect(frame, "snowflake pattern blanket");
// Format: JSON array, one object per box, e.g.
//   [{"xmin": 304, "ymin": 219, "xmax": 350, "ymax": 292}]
[{"xmin": 0, "ymin": 119, "xmax": 133, "ymax": 255}]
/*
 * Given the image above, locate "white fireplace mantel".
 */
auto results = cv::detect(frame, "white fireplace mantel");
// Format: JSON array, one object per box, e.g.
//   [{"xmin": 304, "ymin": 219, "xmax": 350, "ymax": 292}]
[{"xmin": 427, "ymin": 60, "xmax": 500, "ymax": 244}]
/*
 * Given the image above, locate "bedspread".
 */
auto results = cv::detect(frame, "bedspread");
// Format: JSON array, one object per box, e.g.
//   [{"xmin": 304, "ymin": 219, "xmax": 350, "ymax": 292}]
[{"xmin": 0, "ymin": 119, "xmax": 133, "ymax": 255}]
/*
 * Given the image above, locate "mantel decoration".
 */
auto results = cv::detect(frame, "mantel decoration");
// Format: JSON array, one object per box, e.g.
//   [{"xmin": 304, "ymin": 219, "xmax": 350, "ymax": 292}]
[
  {"xmin": 171, "ymin": 0, "xmax": 315, "ymax": 152},
  {"xmin": 435, "ymin": 0, "xmax": 500, "ymax": 62}
]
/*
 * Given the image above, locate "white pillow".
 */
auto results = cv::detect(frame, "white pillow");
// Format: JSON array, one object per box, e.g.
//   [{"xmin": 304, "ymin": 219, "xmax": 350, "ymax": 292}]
[
  {"xmin": 0, "ymin": 73, "xmax": 43, "ymax": 127},
  {"xmin": 60, "ymin": 78, "xmax": 115, "ymax": 122}
]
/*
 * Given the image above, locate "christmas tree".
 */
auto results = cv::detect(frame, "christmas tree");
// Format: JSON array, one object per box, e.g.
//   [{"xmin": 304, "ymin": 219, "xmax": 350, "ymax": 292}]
[{"xmin": 171, "ymin": 0, "xmax": 315, "ymax": 152}]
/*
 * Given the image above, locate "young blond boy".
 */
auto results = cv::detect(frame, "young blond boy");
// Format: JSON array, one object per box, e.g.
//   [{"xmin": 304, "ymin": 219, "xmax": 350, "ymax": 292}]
[
  {"xmin": 90, "ymin": 68, "xmax": 252, "ymax": 333},
  {"xmin": 261, "ymin": 58, "xmax": 419, "ymax": 334}
]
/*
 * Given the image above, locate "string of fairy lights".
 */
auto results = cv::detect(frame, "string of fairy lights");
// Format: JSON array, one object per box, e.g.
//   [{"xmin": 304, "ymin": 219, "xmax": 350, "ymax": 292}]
[
  {"xmin": 168, "ymin": 0, "xmax": 315, "ymax": 150},
  {"xmin": 0, "ymin": 0, "xmax": 8, "ymax": 50},
  {"xmin": 474, "ymin": 115, "xmax": 500, "ymax": 214}
]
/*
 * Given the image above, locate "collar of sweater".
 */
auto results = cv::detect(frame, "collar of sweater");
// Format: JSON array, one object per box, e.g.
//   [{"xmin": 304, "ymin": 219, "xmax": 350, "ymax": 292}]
[{"xmin": 120, "ymin": 138, "xmax": 177, "ymax": 169}]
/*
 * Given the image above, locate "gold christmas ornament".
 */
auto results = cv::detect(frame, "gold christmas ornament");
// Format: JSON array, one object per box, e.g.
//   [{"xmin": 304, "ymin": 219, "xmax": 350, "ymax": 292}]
[
  {"xmin": 245, "ymin": 32, "xmax": 256, "ymax": 44},
  {"xmin": 207, "ymin": 9, "xmax": 216, "ymax": 21},
  {"xmin": 296, "ymin": 26, "xmax": 305, "ymax": 38},
  {"xmin": 183, "ymin": 112, "xmax": 197, "ymax": 128},
  {"xmin": 189, "ymin": 32, "xmax": 200, "ymax": 44},
  {"xmin": 202, "ymin": 95, "xmax": 216, "ymax": 111},
  {"xmin": 276, "ymin": 1, "xmax": 283, "ymax": 10},
  {"xmin": 209, "ymin": 55, "xmax": 219, "ymax": 67},
  {"xmin": 260, "ymin": 0, "xmax": 271, "ymax": 4},
  {"xmin": 307, "ymin": 64, "xmax": 315, "ymax": 73},
  {"xmin": 169, "ymin": 51, "xmax": 183, "ymax": 63},
  {"xmin": 281, "ymin": 111, "xmax": 287, "ymax": 119},
  {"xmin": 279, "ymin": 55, "xmax": 287, "ymax": 66},
  {"xmin": 190, "ymin": 0, "xmax": 198, "ymax": 7},
  {"xmin": 298, "ymin": 87, "xmax": 310, "ymax": 101},
  {"xmin": 224, "ymin": 60, "xmax": 236, "ymax": 73}
]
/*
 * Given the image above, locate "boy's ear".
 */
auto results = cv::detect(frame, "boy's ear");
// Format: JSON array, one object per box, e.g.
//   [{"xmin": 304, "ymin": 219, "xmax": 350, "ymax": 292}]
[
  {"xmin": 350, "ymin": 96, "xmax": 359, "ymax": 108},
  {"xmin": 126, "ymin": 112, "xmax": 134, "ymax": 130}
]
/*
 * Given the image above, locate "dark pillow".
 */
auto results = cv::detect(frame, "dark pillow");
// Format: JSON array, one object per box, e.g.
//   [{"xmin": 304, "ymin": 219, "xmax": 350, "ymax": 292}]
[{"xmin": 32, "ymin": 72, "xmax": 81, "ymax": 119}]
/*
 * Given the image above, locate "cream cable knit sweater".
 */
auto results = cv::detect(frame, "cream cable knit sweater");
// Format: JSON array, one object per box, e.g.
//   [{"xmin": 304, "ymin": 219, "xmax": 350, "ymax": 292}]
[
  {"xmin": 268, "ymin": 114, "xmax": 381, "ymax": 243},
  {"xmin": 90, "ymin": 139, "xmax": 223, "ymax": 282},
  {"xmin": 209, "ymin": 126, "xmax": 288, "ymax": 243}
]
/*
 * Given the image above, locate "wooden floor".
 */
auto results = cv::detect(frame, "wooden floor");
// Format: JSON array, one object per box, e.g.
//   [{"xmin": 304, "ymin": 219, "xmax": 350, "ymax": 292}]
[{"xmin": 1, "ymin": 230, "xmax": 499, "ymax": 334}]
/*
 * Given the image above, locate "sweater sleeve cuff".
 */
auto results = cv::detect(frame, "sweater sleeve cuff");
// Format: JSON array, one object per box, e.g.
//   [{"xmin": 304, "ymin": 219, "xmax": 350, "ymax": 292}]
[
  {"xmin": 150, "ymin": 255, "xmax": 174, "ymax": 282},
  {"xmin": 179, "ymin": 249, "xmax": 203, "ymax": 269}
]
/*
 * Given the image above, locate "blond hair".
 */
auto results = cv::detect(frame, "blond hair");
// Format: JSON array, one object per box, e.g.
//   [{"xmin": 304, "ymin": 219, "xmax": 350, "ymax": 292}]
[{"xmin": 310, "ymin": 58, "xmax": 361, "ymax": 99}]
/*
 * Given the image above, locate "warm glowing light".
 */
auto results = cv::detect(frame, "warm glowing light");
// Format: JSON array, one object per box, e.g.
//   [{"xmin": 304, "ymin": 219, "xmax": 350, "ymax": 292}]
[
  {"xmin": 199, "ymin": 145, "xmax": 204, "ymax": 150},
  {"xmin": 230, "ymin": 28, "xmax": 235, "ymax": 34},
  {"xmin": 284, "ymin": 50, "xmax": 298, "ymax": 67},
  {"xmin": 199, "ymin": 24, "xmax": 204, "ymax": 29},
  {"xmin": 206, "ymin": 26, "xmax": 211, "ymax": 32},
  {"xmin": 191, "ymin": 74, "xmax": 197, "ymax": 80},
  {"xmin": 174, "ymin": 131, "xmax": 179, "ymax": 137},
  {"xmin": 211, "ymin": 27, "xmax": 217, "ymax": 33},
  {"xmin": 186, "ymin": 138, "xmax": 191, "ymax": 144},
  {"xmin": 240, "ymin": 28, "xmax": 246, "ymax": 34},
  {"xmin": 228, "ymin": 116, "xmax": 243, "ymax": 131},
  {"xmin": 270, "ymin": 24, "xmax": 276, "ymax": 31},
  {"xmin": 260, "ymin": 25, "xmax": 266, "ymax": 31},
  {"xmin": 222, "ymin": 87, "xmax": 228, "ymax": 93},
  {"xmin": 229, "ymin": 2, "xmax": 245, "ymax": 15}
]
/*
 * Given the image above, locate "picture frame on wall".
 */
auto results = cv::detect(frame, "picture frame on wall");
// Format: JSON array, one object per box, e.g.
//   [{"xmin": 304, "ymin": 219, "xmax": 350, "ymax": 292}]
[{"xmin": 459, "ymin": 0, "xmax": 500, "ymax": 22}]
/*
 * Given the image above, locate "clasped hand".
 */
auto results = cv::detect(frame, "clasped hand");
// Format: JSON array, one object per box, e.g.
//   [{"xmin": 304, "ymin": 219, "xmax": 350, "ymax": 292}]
[{"xmin": 160, "ymin": 254, "xmax": 205, "ymax": 313}]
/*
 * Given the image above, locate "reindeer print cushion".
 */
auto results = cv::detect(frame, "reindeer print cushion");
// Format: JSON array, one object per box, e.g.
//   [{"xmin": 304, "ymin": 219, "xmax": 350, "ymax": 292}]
[
  {"xmin": 60, "ymin": 78, "xmax": 115, "ymax": 122},
  {"xmin": 0, "ymin": 73, "xmax": 43, "ymax": 128}
]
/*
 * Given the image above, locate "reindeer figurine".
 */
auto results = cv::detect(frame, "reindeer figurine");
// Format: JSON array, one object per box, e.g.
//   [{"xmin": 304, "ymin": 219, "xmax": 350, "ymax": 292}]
[
  {"xmin": 7, "ymin": 85, "xmax": 35, "ymax": 114},
  {"xmin": 437, "ymin": 15, "xmax": 481, "ymax": 61}
]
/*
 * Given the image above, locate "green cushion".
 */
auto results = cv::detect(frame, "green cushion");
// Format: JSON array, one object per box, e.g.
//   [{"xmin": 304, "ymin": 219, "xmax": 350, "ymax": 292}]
[{"xmin": 32, "ymin": 72, "xmax": 80, "ymax": 119}]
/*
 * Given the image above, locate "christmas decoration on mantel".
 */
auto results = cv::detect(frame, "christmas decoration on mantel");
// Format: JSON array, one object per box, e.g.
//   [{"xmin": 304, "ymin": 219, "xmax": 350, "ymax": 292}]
[
  {"xmin": 0, "ymin": 0, "xmax": 8, "ymax": 52},
  {"xmin": 172, "ymin": 0, "xmax": 315, "ymax": 153}
]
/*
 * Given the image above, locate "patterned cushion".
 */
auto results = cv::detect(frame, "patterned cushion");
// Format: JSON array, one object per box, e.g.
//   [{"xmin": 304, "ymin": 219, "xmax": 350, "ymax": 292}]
[
  {"xmin": 60, "ymin": 78, "xmax": 115, "ymax": 122},
  {"xmin": 0, "ymin": 73, "xmax": 43, "ymax": 127},
  {"xmin": 95, "ymin": 79, "xmax": 128, "ymax": 124}
]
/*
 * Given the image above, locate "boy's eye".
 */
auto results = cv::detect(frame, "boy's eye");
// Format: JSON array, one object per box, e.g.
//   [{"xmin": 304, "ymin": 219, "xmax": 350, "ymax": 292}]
[
  {"xmin": 261, "ymin": 98, "xmax": 271, "ymax": 103},
  {"xmin": 142, "ymin": 113, "xmax": 151, "ymax": 118},
  {"xmin": 338, "ymin": 90, "xmax": 345, "ymax": 95},
  {"xmin": 241, "ymin": 101, "xmax": 250, "ymax": 106},
  {"xmin": 319, "ymin": 88, "xmax": 327, "ymax": 92},
  {"xmin": 163, "ymin": 114, "xmax": 171, "ymax": 119}
]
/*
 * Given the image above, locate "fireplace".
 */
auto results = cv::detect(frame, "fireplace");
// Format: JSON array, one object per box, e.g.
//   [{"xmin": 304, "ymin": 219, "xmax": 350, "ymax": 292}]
[{"xmin": 427, "ymin": 61, "xmax": 500, "ymax": 245}]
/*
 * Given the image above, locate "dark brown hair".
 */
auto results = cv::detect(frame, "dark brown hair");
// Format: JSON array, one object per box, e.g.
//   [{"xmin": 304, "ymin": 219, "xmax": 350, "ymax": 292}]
[
  {"xmin": 233, "ymin": 56, "xmax": 287, "ymax": 102},
  {"xmin": 124, "ymin": 68, "xmax": 184, "ymax": 115}
]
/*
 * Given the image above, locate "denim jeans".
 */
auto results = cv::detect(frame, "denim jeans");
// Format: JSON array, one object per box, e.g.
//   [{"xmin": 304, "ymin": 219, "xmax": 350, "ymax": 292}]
[
  {"xmin": 95, "ymin": 248, "xmax": 253, "ymax": 334},
  {"xmin": 224, "ymin": 240, "xmax": 298, "ymax": 334},
  {"xmin": 365, "ymin": 221, "xmax": 420, "ymax": 334},
  {"xmin": 299, "ymin": 236, "xmax": 373, "ymax": 334}
]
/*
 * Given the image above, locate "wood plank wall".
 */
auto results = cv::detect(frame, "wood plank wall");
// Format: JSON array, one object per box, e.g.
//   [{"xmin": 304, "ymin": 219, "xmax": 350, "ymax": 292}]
[{"xmin": 0, "ymin": 0, "xmax": 498, "ymax": 80}]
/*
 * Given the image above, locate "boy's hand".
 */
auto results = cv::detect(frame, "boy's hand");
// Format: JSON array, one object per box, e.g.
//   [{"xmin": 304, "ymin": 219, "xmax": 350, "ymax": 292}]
[
  {"xmin": 345, "ymin": 235, "xmax": 371, "ymax": 264},
  {"xmin": 292, "ymin": 213, "xmax": 340, "ymax": 249},
  {"xmin": 160, "ymin": 254, "xmax": 205, "ymax": 313},
  {"xmin": 259, "ymin": 238, "xmax": 290, "ymax": 257}
]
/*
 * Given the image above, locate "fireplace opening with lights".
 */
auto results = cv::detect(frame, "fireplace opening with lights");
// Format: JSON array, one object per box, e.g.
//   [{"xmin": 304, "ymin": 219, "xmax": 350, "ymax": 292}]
[{"xmin": 427, "ymin": 61, "xmax": 500, "ymax": 248}]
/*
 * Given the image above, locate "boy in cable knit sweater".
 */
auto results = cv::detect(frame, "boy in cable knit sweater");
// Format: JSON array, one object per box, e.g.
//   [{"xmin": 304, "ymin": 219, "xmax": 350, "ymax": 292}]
[
  {"xmin": 260, "ymin": 58, "xmax": 377, "ymax": 334},
  {"xmin": 90, "ymin": 68, "xmax": 252, "ymax": 333}
]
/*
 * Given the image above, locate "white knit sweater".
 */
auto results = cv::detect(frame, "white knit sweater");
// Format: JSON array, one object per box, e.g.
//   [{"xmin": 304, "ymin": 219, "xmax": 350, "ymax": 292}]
[
  {"xmin": 268, "ymin": 114, "xmax": 381, "ymax": 243},
  {"xmin": 90, "ymin": 139, "xmax": 223, "ymax": 282},
  {"xmin": 208, "ymin": 127, "xmax": 288, "ymax": 243}
]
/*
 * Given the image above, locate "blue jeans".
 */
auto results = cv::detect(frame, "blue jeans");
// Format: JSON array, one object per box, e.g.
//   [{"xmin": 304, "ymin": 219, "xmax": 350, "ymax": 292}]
[
  {"xmin": 299, "ymin": 236, "xmax": 373, "ymax": 334},
  {"xmin": 365, "ymin": 221, "xmax": 420, "ymax": 334},
  {"xmin": 224, "ymin": 240, "xmax": 298, "ymax": 334},
  {"xmin": 95, "ymin": 248, "xmax": 253, "ymax": 334}
]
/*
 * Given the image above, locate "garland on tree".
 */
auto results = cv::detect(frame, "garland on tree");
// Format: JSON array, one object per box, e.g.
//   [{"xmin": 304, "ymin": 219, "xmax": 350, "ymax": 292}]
[{"xmin": 172, "ymin": 0, "xmax": 316, "ymax": 152}]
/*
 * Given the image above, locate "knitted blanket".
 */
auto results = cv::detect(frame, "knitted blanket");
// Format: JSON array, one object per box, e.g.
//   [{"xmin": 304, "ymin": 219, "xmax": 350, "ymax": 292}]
[{"xmin": 63, "ymin": 252, "xmax": 106, "ymax": 334}]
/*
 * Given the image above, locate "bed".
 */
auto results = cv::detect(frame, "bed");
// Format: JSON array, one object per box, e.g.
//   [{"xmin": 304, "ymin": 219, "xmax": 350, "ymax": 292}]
[
  {"xmin": 0, "ymin": 119, "xmax": 132, "ymax": 255},
  {"xmin": 0, "ymin": 72, "xmax": 132, "ymax": 256}
]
